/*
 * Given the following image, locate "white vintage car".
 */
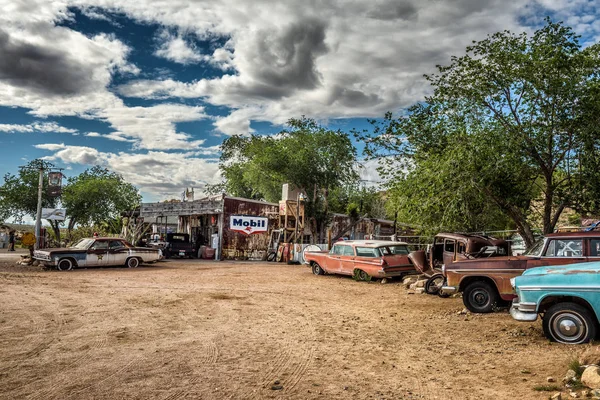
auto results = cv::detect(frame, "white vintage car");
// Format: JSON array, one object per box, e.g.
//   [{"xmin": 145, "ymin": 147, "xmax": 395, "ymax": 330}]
[{"xmin": 33, "ymin": 237, "xmax": 162, "ymax": 271}]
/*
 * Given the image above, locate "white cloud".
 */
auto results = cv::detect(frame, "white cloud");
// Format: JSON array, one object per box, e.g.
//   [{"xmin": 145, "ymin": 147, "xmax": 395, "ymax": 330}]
[
  {"xmin": 34, "ymin": 143, "xmax": 223, "ymax": 199},
  {"xmin": 154, "ymin": 29, "xmax": 205, "ymax": 64},
  {"xmin": 0, "ymin": 121, "xmax": 77, "ymax": 134}
]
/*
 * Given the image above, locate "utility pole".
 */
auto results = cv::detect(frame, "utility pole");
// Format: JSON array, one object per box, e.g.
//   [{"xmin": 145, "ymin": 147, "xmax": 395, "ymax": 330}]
[{"xmin": 34, "ymin": 167, "xmax": 43, "ymax": 250}]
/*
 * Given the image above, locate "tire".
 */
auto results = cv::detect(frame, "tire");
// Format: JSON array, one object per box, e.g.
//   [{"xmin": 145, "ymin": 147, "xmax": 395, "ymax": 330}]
[
  {"xmin": 267, "ymin": 252, "xmax": 276, "ymax": 262},
  {"xmin": 425, "ymin": 274, "xmax": 444, "ymax": 295},
  {"xmin": 542, "ymin": 302, "xmax": 597, "ymax": 345},
  {"xmin": 358, "ymin": 270, "xmax": 370, "ymax": 281},
  {"xmin": 463, "ymin": 281, "xmax": 499, "ymax": 313},
  {"xmin": 312, "ymin": 263, "xmax": 325, "ymax": 275},
  {"xmin": 57, "ymin": 258, "xmax": 74, "ymax": 271},
  {"xmin": 126, "ymin": 257, "xmax": 140, "ymax": 268}
]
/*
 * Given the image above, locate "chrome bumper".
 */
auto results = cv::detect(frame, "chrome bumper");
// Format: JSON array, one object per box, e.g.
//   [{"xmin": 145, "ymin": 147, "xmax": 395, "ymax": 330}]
[
  {"xmin": 509, "ymin": 300, "xmax": 538, "ymax": 322},
  {"xmin": 440, "ymin": 286, "xmax": 457, "ymax": 296}
]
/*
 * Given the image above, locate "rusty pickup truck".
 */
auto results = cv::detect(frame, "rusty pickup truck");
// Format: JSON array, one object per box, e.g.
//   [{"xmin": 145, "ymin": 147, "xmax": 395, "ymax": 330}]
[
  {"xmin": 441, "ymin": 232, "xmax": 600, "ymax": 313},
  {"xmin": 304, "ymin": 240, "xmax": 415, "ymax": 281}
]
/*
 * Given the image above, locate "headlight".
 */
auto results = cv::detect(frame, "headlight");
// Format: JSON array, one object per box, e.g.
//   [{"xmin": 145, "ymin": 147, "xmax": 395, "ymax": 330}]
[{"xmin": 510, "ymin": 277, "xmax": 516, "ymax": 289}]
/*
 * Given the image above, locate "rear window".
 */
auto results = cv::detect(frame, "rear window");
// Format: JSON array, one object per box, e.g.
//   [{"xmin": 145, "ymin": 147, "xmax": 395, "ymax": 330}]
[
  {"xmin": 356, "ymin": 247, "xmax": 380, "ymax": 257},
  {"xmin": 388, "ymin": 245, "xmax": 409, "ymax": 255}
]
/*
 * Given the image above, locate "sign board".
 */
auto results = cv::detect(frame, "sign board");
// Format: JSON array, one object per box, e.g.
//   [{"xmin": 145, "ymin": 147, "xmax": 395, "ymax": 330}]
[
  {"xmin": 230, "ymin": 216, "xmax": 268, "ymax": 235},
  {"xmin": 41, "ymin": 208, "xmax": 66, "ymax": 221}
]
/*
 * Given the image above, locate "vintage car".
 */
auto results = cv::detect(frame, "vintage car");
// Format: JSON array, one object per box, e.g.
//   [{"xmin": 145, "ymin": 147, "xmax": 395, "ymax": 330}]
[
  {"xmin": 510, "ymin": 261, "xmax": 600, "ymax": 344},
  {"xmin": 303, "ymin": 240, "xmax": 415, "ymax": 280},
  {"xmin": 33, "ymin": 237, "xmax": 162, "ymax": 271},
  {"xmin": 164, "ymin": 233, "xmax": 195, "ymax": 259},
  {"xmin": 441, "ymin": 232, "xmax": 600, "ymax": 313}
]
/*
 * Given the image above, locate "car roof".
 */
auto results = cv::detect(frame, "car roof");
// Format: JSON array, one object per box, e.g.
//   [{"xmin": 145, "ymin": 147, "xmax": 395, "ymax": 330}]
[
  {"xmin": 334, "ymin": 240, "xmax": 408, "ymax": 247},
  {"xmin": 545, "ymin": 231, "xmax": 600, "ymax": 238}
]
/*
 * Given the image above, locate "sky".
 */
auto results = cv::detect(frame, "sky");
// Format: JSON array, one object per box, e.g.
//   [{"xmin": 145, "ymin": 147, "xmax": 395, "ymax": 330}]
[{"xmin": 0, "ymin": 0, "xmax": 598, "ymax": 203}]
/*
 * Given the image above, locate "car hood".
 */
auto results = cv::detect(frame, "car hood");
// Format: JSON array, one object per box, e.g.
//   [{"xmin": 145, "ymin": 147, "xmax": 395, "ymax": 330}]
[
  {"xmin": 36, "ymin": 247, "xmax": 87, "ymax": 254},
  {"xmin": 522, "ymin": 261, "xmax": 600, "ymax": 277}
]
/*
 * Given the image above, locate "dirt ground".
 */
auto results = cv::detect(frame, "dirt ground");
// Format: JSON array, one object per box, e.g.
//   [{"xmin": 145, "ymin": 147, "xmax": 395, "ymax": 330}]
[{"xmin": 0, "ymin": 257, "xmax": 585, "ymax": 400}]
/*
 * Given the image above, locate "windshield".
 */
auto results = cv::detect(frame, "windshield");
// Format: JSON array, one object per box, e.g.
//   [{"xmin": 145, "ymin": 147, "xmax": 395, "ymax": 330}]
[
  {"xmin": 71, "ymin": 238, "xmax": 94, "ymax": 249},
  {"xmin": 523, "ymin": 238, "xmax": 545, "ymax": 257}
]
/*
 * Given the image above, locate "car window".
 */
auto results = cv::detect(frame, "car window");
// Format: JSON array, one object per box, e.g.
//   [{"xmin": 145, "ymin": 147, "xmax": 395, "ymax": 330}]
[
  {"xmin": 330, "ymin": 245, "xmax": 344, "ymax": 255},
  {"xmin": 92, "ymin": 240, "xmax": 108, "ymax": 250},
  {"xmin": 72, "ymin": 238, "xmax": 94, "ymax": 249},
  {"xmin": 457, "ymin": 242, "xmax": 466, "ymax": 255},
  {"xmin": 389, "ymin": 245, "xmax": 409, "ymax": 255},
  {"xmin": 591, "ymin": 240, "xmax": 600, "ymax": 257},
  {"xmin": 544, "ymin": 239, "xmax": 583, "ymax": 257},
  {"xmin": 444, "ymin": 239, "xmax": 455, "ymax": 253},
  {"xmin": 356, "ymin": 247, "xmax": 380, "ymax": 257},
  {"xmin": 109, "ymin": 240, "xmax": 125, "ymax": 250},
  {"xmin": 342, "ymin": 246, "xmax": 355, "ymax": 256}
]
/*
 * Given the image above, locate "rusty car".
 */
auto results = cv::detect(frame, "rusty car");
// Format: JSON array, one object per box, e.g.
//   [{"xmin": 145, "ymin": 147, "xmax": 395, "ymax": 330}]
[
  {"xmin": 409, "ymin": 233, "xmax": 511, "ymax": 295},
  {"xmin": 304, "ymin": 240, "xmax": 415, "ymax": 281},
  {"xmin": 441, "ymin": 232, "xmax": 600, "ymax": 313},
  {"xmin": 33, "ymin": 237, "xmax": 162, "ymax": 271}
]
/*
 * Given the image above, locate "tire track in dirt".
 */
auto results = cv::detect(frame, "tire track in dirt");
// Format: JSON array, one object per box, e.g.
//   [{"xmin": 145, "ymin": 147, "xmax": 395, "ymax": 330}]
[
  {"xmin": 23, "ymin": 334, "xmax": 109, "ymax": 400},
  {"xmin": 250, "ymin": 310, "xmax": 316, "ymax": 399},
  {"xmin": 0, "ymin": 291, "xmax": 65, "ymax": 375}
]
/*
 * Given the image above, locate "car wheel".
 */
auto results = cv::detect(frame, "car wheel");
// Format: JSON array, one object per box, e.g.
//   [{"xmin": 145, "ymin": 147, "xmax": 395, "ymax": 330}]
[
  {"xmin": 358, "ymin": 270, "xmax": 370, "ymax": 281},
  {"xmin": 425, "ymin": 274, "xmax": 444, "ymax": 295},
  {"xmin": 126, "ymin": 257, "xmax": 140, "ymax": 268},
  {"xmin": 543, "ymin": 302, "xmax": 597, "ymax": 345},
  {"xmin": 312, "ymin": 263, "xmax": 325, "ymax": 275},
  {"xmin": 57, "ymin": 258, "xmax": 73, "ymax": 271},
  {"xmin": 463, "ymin": 281, "xmax": 499, "ymax": 313}
]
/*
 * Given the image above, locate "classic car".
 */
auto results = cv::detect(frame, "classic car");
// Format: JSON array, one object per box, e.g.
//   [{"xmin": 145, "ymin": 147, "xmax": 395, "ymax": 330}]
[
  {"xmin": 409, "ymin": 233, "xmax": 511, "ymax": 295},
  {"xmin": 303, "ymin": 240, "xmax": 415, "ymax": 280},
  {"xmin": 441, "ymin": 232, "xmax": 600, "ymax": 313},
  {"xmin": 163, "ymin": 233, "xmax": 195, "ymax": 259},
  {"xmin": 510, "ymin": 261, "xmax": 600, "ymax": 344},
  {"xmin": 33, "ymin": 237, "xmax": 162, "ymax": 271}
]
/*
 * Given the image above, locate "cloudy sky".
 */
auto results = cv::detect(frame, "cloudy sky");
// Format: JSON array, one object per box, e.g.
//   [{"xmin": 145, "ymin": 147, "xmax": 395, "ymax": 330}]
[{"xmin": 0, "ymin": 0, "xmax": 598, "ymax": 202}]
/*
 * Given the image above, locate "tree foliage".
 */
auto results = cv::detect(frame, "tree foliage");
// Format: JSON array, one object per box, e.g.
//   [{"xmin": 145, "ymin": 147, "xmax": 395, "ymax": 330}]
[
  {"xmin": 61, "ymin": 166, "xmax": 141, "ymax": 237},
  {"xmin": 0, "ymin": 160, "xmax": 62, "ymax": 239},
  {"xmin": 0, "ymin": 162, "xmax": 141, "ymax": 242},
  {"xmin": 211, "ymin": 117, "xmax": 359, "ymax": 242},
  {"xmin": 359, "ymin": 19, "xmax": 600, "ymax": 246}
]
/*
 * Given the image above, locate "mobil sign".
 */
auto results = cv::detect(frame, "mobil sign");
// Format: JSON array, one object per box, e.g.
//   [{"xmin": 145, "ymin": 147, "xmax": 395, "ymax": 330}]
[{"xmin": 230, "ymin": 215, "xmax": 268, "ymax": 235}]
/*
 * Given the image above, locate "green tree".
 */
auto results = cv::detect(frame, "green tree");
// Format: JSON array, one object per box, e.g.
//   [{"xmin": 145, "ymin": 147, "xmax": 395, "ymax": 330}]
[
  {"xmin": 359, "ymin": 19, "xmax": 600, "ymax": 246},
  {"xmin": 211, "ymin": 117, "xmax": 359, "ymax": 242},
  {"xmin": 0, "ymin": 160, "xmax": 62, "ymax": 239},
  {"xmin": 61, "ymin": 166, "xmax": 141, "ymax": 238}
]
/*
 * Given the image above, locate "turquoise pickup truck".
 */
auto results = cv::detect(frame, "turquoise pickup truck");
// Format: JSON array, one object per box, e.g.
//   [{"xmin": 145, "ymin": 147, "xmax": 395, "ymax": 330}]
[{"xmin": 510, "ymin": 261, "xmax": 600, "ymax": 344}]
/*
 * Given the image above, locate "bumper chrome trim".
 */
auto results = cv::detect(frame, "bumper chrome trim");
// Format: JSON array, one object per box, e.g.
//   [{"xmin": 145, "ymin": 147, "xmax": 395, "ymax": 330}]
[
  {"xmin": 510, "ymin": 301, "xmax": 538, "ymax": 322},
  {"xmin": 440, "ymin": 286, "xmax": 457, "ymax": 295}
]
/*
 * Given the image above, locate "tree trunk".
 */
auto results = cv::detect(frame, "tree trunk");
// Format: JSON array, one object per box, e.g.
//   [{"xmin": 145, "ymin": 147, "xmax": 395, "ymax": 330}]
[
  {"xmin": 542, "ymin": 174, "xmax": 554, "ymax": 234},
  {"xmin": 48, "ymin": 219, "xmax": 61, "ymax": 243},
  {"xmin": 67, "ymin": 218, "xmax": 76, "ymax": 239}
]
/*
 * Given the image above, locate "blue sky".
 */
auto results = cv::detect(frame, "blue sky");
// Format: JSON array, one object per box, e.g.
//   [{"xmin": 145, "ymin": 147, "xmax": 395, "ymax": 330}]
[{"xmin": 0, "ymin": 0, "xmax": 598, "ymax": 202}]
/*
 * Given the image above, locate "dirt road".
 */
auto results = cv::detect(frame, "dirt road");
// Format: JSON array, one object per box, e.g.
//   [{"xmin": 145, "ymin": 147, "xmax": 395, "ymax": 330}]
[{"xmin": 0, "ymin": 259, "xmax": 579, "ymax": 399}]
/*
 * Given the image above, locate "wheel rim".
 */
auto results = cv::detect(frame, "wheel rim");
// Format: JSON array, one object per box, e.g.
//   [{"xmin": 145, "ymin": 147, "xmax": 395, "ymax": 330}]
[
  {"xmin": 359, "ymin": 270, "xmax": 368, "ymax": 281},
  {"xmin": 470, "ymin": 288, "xmax": 490, "ymax": 308},
  {"xmin": 427, "ymin": 276, "xmax": 444, "ymax": 293},
  {"xmin": 550, "ymin": 311, "xmax": 587, "ymax": 343},
  {"xmin": 128, "ymin": 258, "xmax": 139, "ymax": 268},
  {"xmin": 313, "ymin": 265, "xmax": 321, "ymax": 275},
  {"xmin": 58, "ymin": 259, "xmax": 72, "ymax": 271}
]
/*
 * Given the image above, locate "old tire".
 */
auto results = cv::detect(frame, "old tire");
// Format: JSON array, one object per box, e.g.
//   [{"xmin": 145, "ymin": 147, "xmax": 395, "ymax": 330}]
[
  {"xmin": 312, "ymin": 263, "xmax": 325, "ymax": 275},
  {"xmin": 358, "ymin": 270, "xmax": 370, "ymax": 281},
  {"xmin": 126, "ymin": 257, "xmax": 140, "ymax": 268},
  {"xmin": 463, "ymin": 281, "xmax": 499, "ymax": 313},
  {"xmin": 267, "ymin": 252, "xmax": 276, "ymax": 262},
  {"xmin": 57, "ymin": 258, "xmax": 74, "ymax": 271},
  {"xmin": 425, "ymin": 274, "xmax": 444, "ymax": 295},
  {"xmin": 542, "ymin": 302, "xmax": 597, "ymax": 345}
]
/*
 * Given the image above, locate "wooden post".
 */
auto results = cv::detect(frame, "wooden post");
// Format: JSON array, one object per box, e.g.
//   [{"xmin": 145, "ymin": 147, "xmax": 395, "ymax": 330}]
[{"xmin": 216, "ymin": 198, "xmax": 224, "ymax": 261}]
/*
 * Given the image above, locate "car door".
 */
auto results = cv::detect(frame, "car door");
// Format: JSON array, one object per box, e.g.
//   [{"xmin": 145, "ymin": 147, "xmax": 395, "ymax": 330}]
[
  {"xmin": 338, "ymin": 245, "xmax": 356, "ymax": 275},
  {"xmin": 326, "ymin": 245, "xmax": 344, "ymax": 273},
  {"xmin": 86, "ymin": 240, "xmax": 109, "ymax": 266},
  {"xmin": 106, "ymin": 240, "xmax": 129, "ymax": 267}
]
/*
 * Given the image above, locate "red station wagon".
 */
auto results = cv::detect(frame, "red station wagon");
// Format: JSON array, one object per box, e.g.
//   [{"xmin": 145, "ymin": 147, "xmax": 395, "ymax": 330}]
[{"xmin": 304, "ymin": 240, "xmax": 416, "ymax": 281}]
